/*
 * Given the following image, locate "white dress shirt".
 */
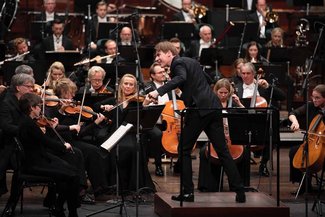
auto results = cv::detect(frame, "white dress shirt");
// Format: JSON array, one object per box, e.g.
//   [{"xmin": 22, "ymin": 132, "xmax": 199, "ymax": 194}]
[
  {"xmin": 257, "ymin": 11, "xmax": 266, "ymax": 38},
  {"xmin": 198, "ymin": 39, "xmax": 211, "ymax": 57},
  {"xmin": 242, "ymin": 83, "xmax": 260, "ymax": 98},
  {"xmin": 53, "ymin": 35, "xmax": 63, "ymax": 51},
  {"xmin": 46, "ymin": 12, "xmax": 54, "ymax": 22}
]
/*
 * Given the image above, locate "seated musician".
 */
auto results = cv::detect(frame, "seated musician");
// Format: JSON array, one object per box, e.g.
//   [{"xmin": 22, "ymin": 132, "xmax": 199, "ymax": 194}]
[
  {"xmin": 43, "ymin": 61, "xmax": 66, "ymax": 89},
  {"xmin": 235, "ymin": 62, "xmax": 286, "ymax": 177},
  {"xmin": 0, "ymin": 74, "xmax": 35, "ymax": 213},
  {"xmin": 265, "ymin": 27, "xmax": 285, "ymax": 48},
  {"xmin": 185, "ymin": 25, "xmax": 213, "ymax": 60},
  {"xmin": 93, "ymin": 40, "xmax": 125, "ymax": 64},
  {"xmin": 198, "ymin": 78, "xmax": 245, "ymax": 192},
  {"xmin": 288, "ymin": 84, "xmax": 325, "ymax": 195},
  {"xmin": 169, "ymin": 37, "xmax": 186, "ymax": 57},
  {"xmin": 93, "ymin": 74, "xmax": 156, "ymax": 192},
  {"xmin": 78, "ymin": 66, "xmax": 114, "ymax": 95},
  {"xmin": 244, "ymin": 41, "xmax": 268, "ymax": 64},
  {"xmin": 41, "ymin": 18, "xmax": 74, "ymax": 52},
  {"xmin": 230, "ymin": 58, "xmax": 246, "ymax": 85},
  {"xmin": 12, "ymin": 37, "xmax": 35, "ymax": 62},
  {"xmin": 172, "ymin": 0, "xmax": 197, "ymax": 24},
  {"xmin": 119, "ymin": 26, "xmax": 133, "ymax": 46},
  {"xmin": 18, "ymin": 93, "xmax": 80, "ymax": 217},
  {"xmin": 46, "ymin": 78, "xmax": 111, "ymax": 203}
]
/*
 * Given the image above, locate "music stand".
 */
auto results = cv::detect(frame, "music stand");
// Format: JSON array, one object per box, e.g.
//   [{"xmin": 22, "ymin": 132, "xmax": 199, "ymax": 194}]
[
  {"xmin": 224, "ymin": 108, "xmax": 280, "ymax": 187},
  {"xmin": 213, "ymin": 0, "xmax": 242, "ymax": 8},
  {"xmin": 253, "ymin": 63, "xmax": 287, "ymax": 85},
  {"xmin": 118, "ymin": 45, "xmax": 137, "ymax": 63},
  {"xmin": 45, "ymin": 51, "xmax": 81, "ymax": 73},
  {"xmin": 97, "ymin": 22, "xmax": 128, "ymax": 40},
  {"xmin": 138, "ymin": 46, "xmax": 155, "ymax": 68},
  {"xmin": 96, "ymin": 63, "xmax": 137, "ymax": 88},
  {"xmin": 200, "ymin": 47, "xmax": 239, "ymax": 67},
  {"xmin": 262, "ymin": 47, "xmax": 290, "ymax": 63},
  {"xmin": 162, "ymin": 22, "xmax": 196, "ymax": 41},
  {"xmin": 293, "ymin": 0, "xmax": 323, "ymax": 6},
  {"xmin": 123, "ymin": 105, "xmax": 165, "ymax": 131},
  {"xmin": 227, "ymin": 21, "xmax": 259, "ymax": 45}
]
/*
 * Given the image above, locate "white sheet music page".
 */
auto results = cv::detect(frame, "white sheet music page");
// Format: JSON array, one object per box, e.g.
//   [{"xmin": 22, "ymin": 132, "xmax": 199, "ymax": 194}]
[{"xmin": 101, "ymin": 123, "xmax": 133, "ymax": 152}]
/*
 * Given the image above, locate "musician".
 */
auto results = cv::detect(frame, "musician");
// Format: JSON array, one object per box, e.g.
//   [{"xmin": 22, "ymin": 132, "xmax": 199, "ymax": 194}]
[
  {"xmin": 94, "ymin": 40, "xmax": 124, "ymax": 64},
  {"xmin": 18, "ymin": 93, "xmax": 80, "ymax": 217},
  {"xmin": 12, "ymin": 37, "xmax": 35, "ymax": 62},
  {"xmin": 265, "ymin": 27, "xmax": 285, "ymax": 48},
  {"xmin": 95, "ymin": 74, "xmax": 155, "ymax": 191},
  {"xmin": 47, "ymin": 78, "xmax": 111, "ymax": 202},
  {"xmin": 235, "ymin": 62, "xmax": 286, "ymax": 177},
  {"xmin": 247, "ymin": 0, "xmax": 276, "ymax": 43},
  {"xmin": 78, "ymin": 66, "xmax": 114, "ymax": 95},
  {"xmin": 43, "ymin": 61, "xmax": 66, "ymax": 89},
  {"xmin": 0, "ymin": 74, "xmax": 35, "ymax": 215},
  {"xmin": 198, "ymin": 78, "xmax": 245, "ymax": 192},
  {"xmin": 243, "ymin": 0, "xmax": 257, "ymax": 11},
  {"xmin": 15, "ymin": 64, "xmax": 34, "ymax": 76},
  {"xmin": 244, "ymin": 41, "xmax": 268, "ymax": 64},
  {"xmin": 41, "ymin": 18, "xmax": 74, "ymax": 52},
  {"xmin": 119, "ymin": 26, "xmax": 133, "ymax": 46},
  {"xmin": 172, "ymin": 0, "xmax": 196, "ymax": 23},
  {"xmin": 88, "ymin": 1, "xmax": 112, "ymax": 50},
  {"xmin": 186, "ymin": 25, "xmax": 213, "ymax": 60},
  {"xmin": 288, "ymin": 84, "xmax": 325, "ymax": 194},
  {"xmin": 170, "ymin": 37, "xmax": 185, "ymax": 57},
  {"xmin": 148, "ymin": 41, "xmax": 246, "ymax": 203},
  {"xmin": 230, "ymin": 58, "xmax": 246, "ymax": 85}
]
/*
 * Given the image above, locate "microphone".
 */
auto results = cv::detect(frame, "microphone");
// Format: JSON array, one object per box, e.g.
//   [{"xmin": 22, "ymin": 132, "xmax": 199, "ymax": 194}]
[{"xmin": 126, "ymin": 9, "xmax": 139, "ymax": 19}]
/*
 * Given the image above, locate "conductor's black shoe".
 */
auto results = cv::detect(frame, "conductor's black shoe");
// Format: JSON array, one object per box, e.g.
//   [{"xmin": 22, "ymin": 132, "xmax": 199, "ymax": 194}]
[
  {"xmin": 236, "ymin": 191, "xmax": 246, "ymax": 203},
  {"xmin": 171, "ymin": 193, "xmax": 194, "ymax": 202},
  {"xmin": 259, "ymin": 163, "xmax": 270, "ymax": 177},
  {"xmin": 155, "ymin": 166, "xmax": 164, "ymax": 176},
  {"xmin": 173, "ymin": 162, "xmax": 180, "ymax": 174}
]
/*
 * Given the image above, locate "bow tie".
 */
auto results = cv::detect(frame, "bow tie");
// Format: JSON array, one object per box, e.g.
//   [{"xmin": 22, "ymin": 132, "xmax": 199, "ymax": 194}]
[{"xmin": 243, "ymin": 83, "xmax": 254, "ymax": 90}]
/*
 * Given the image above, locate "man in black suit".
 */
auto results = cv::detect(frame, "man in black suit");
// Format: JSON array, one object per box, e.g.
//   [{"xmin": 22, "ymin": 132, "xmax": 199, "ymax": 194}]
[
  {"xmin": 186, "ymin": 25, "xmax": 213, "ymax": 60},
  {"xmin": 148, "ymin": 41, "xmax": 246, "ymax": 203},
  {"xmin": 235, "ymin": 62, "xmax": 285, "ymax": 177},
  {"xmin": 172, "ymin": 0, "xmax": 196, "ymax": 23},
  {"xmin": 41, "ymin": 18, "xmax": 74, "ymax": 52},
  {"xmin": 243, "ymin": 0, "xmax": 257, "ymax": 11}
]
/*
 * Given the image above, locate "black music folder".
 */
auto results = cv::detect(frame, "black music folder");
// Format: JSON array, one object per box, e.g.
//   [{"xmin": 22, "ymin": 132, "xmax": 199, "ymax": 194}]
[
  {"xmin": 97, "ymin": 22, "xmax": 128, "ymax": 40},
  {"xmin": 200, "ymin": 47, "xmax": 239, "ymax": 66},
  {"xmin": 253, "ymin": 63, "xmax": 286, "ymax": 84},
  {"xmin": 45, "ymin": 51, "xmax": 81, "ymax": 72}
]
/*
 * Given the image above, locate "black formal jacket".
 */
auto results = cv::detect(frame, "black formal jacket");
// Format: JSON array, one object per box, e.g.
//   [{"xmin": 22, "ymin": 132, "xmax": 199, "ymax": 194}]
[
  {"xmin": 172, "ymin": 11, "xmax": 186, "ymax": 21},
  {"xmin": 41, "ymin": 34, "xmax": 74, "ymax": 51},
  {"xmin": 18, "ymin": 115, "xmax": 66, "ymax": 168},
  {"xmin": 185, "ymin": 40, "xmax": 200, "ymax": 60},
  {"xmin": 156, "ymin": 56, "xmax": 221, "ymax": 117},
  {"xmin": 235, "ymin": 80, "xmax": 286, "ymax": 108}
]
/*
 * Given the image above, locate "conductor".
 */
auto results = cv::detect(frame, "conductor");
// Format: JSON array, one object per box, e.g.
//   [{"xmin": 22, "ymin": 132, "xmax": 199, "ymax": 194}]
[{"xmin": 148, "ymin": 41, "xmax": 246, "ymax": 203}]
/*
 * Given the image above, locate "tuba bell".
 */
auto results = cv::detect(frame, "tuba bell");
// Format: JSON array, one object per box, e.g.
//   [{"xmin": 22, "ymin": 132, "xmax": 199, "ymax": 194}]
[
  {"xmin": 191, "ymin": 2, "xmax": 208, "ymax": 19},
  {"xmin": 265, "ymin": 6, "xmax": 278, "ymax": 24}
]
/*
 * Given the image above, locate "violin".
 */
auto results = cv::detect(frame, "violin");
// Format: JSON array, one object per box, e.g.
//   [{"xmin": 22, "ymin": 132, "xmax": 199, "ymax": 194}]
[
  {"xmin": 97, "ymin": 78, "xmax": 112, "ymax": 94},
  {"xmin": 65, "ymin": 105, "xmax": 99, "ymax": 119},
  {"xmin": 293, "ymin": 114, "xmax": 325, "ymax": 173},
  {"xmin": 33, "ymin": 84, "xmax": 54, "ymax": 96},
  {"xmin": 37, "ymin": 116, "xmax": 57, "ymax": 128},
  {"xmin": 125, "ymin": 94, "xmax": 145, "ymax": 103}
]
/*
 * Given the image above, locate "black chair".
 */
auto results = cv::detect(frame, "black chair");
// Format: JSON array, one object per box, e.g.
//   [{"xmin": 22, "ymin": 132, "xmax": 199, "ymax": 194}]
[{"xmin": 1, "ymin": 137, "xmax": 56, "ymax": 217}]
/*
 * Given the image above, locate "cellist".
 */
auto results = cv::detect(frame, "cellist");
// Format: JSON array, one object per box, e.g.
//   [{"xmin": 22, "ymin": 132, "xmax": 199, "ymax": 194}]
[
  {"xmin": 235, "ymin": 62, "xmax": 286, "ymax": 177},
  {"xmin": 198, "ymin": 78, "xmax": 245, "ymax": 192},
  {"xmin": 288, "ymin": 84, "xmax": 325, "ymax": 195}
]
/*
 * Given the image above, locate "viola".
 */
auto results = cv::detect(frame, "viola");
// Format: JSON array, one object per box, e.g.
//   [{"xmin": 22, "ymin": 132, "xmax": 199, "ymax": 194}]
[
  {"xmin": 293, "ymin": 114, "xmax": 325, "ymax": 173},
  {"xmin": 97, "ymin": 86, "xmax": 112, "ymax": 94}
]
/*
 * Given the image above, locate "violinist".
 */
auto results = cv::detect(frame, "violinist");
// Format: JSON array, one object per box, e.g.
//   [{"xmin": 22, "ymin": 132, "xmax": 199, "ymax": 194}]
[
  {"xmin": 18, "ymin": 93, "xmax": 80, "ymax": 217},
  {"xmin": 47, "ymin": 78, "xmax": 111, "ymax": 203},
  {"xmin": 198, "ymin": 78, "xmax": 245, "ymax": 192},
  {"xmin": 288, "ymin": 84, "xmax": 325, "ymax": 195},
  {"xmin": 235, "ymin": 62, "xmax": 286, "ymax": 177},
  {"xmin": 0, "ymin": 74, "xmax": 35, "ymax": 214},
  {"xmin": 95, "ymin": 74, "xmax": 155, "ymax": 192},
  {"xmin": 43, "ymin": 61, "xmax": 66, "ymax": 90},
  {"xmin": 78, "ymin": 66, "xmax": 114, "ymax": 95}
]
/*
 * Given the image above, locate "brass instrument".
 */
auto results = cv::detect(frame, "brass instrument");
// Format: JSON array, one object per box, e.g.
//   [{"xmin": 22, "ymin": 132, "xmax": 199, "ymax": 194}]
[
  {"xmin": 265, "ymin": 6, "xmax": 278, "ymax": 24},
  {"xmin": 191, "ymin": 2, "xmax": 208, "ymax": 19},
  {"xmin": 295, "ymin": 18, "xmax": 310, "ymax": 47}
]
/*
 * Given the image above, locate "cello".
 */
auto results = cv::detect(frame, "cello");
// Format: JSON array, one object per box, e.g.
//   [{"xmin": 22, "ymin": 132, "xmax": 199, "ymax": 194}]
[
  {"xmin": 293, "ymin": 114, "xmax": 325, "ymax": 173},
  {"xmin": 161, "ymin": 90, "xmax": 186, "ymax": 157},
  {"xmin": 205, "ymin": 84, "xmax": 244, "ymax": 164}
]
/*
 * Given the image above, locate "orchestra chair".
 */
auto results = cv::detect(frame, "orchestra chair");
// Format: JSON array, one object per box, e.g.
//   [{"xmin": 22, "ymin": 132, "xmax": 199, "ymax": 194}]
[{"xmin": 2, "ymin": 137, "xmax": 56, "ymax": 217}]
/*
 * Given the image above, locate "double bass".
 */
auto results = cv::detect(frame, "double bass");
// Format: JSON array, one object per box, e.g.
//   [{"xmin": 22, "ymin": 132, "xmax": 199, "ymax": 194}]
[{"xmin": 293, "ymin": 114, "xmax": 325, "ymax": 173}]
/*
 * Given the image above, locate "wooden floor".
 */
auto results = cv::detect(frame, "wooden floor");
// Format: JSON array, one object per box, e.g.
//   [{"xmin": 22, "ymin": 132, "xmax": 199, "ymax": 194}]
[{"xmin": 0, "ymin": 145, "xmax": 324, "ymax": 217}]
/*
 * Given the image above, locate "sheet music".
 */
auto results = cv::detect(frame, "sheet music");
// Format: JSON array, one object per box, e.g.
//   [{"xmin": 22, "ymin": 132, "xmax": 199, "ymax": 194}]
[{"xmin": 101, "ymin": 123, "xmax": 133, "ymax": 152}]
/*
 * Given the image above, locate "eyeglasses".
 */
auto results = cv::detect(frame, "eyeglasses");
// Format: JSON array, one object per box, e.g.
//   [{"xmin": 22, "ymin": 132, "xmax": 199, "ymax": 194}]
[
  {"xmin": 90, "ymin": 79, "xmax": 103, "ymax": 83},
  {"xmin": 21, "ymin": 84, "xmax": 34, "ymax": 89}
]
